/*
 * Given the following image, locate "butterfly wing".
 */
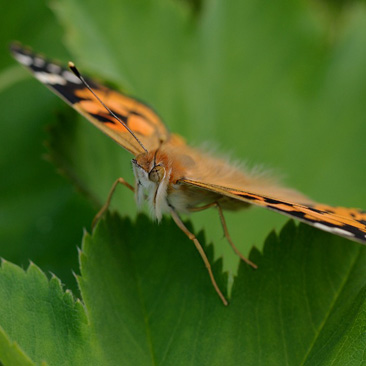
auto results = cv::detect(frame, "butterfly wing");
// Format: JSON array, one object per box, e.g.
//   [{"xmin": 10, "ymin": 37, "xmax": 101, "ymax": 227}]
[
  {"xmin": 10, "ymin": 43, "xmax": 169, "ymax": 155},
  {"xmin": 180, "ymin": 178, "xmax": 366, "ymax": 244}
]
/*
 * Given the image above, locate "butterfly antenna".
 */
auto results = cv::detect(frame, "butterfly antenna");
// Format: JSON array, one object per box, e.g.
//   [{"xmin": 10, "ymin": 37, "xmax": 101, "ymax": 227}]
[{"xmin": 68, "ymin": 62, "xmax": 148, "ymax": 153}]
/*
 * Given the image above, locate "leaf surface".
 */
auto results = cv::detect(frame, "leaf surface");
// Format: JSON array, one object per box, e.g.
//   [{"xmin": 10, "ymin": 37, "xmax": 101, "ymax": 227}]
[{"xmin": 1, "ymin": 215, "xmax": 366, "ymax": 365}]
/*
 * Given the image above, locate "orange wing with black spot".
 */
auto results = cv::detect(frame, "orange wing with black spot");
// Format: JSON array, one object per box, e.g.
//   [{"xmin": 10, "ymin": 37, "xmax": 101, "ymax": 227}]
[
  {"xmin": 10, "ymin": 43, "xmax": 169, "ymax": 156},
  {"xmin": 180, "ymin": 179, "xmax": 366, "ymax": 244}
]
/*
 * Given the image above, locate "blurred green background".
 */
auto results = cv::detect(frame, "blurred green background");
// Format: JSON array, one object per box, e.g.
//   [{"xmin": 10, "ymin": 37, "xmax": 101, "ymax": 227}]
[{"xmin": 1, "ymin": 0, "xmax": 365, "ymax": 294}]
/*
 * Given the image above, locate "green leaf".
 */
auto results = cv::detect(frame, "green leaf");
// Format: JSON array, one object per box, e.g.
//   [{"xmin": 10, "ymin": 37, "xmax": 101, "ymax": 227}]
[
  {"xmin": 0, "ymin": 325, "xmax": 35, "ymax": 366},
  {"xmin": 1, "ymin": 214, "xmax": 365, "ymax": 365},
  {"xmin": 78, "ymin": 214, "xmax": 227, "ymax": 365},
  {"xmin": 0, "ymin": 260, "xmax": 98, "ymax": 365}
]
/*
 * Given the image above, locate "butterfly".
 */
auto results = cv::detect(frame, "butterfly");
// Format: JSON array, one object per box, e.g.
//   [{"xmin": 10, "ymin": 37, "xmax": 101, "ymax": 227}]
[{"xmin": 11, "ymin": 43, "xmax": 366, "ymax": 305}]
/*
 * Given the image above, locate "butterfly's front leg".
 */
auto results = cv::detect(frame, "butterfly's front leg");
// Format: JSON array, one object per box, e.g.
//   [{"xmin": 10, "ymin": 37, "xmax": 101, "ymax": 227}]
[
  {"xmin": 190, "ymin": 202, "xmax": 257, "ymax": 269},
  {"xmin": 169, "ymin": 207, "xmax": 228, "ymax": 306},
  {"xmin": 92, "ymin": 177, "xmax": 134, "ymax": 228}
]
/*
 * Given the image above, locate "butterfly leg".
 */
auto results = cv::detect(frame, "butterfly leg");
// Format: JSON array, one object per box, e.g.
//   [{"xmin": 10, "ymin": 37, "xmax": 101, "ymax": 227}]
[
  {"xmin": 190, "ymin": 203, "xmax": 257, "ymax": 269},
  {"xmin": 92, "ymin": 177, "xmax": 134, "ymax": 228},
  {"xmin": 216, "ymin": 204, "xmax": 257, "ymax": 269},
  {"xmin": 170, "ymin": 207, "xmax": 228, "ymax": 306}
]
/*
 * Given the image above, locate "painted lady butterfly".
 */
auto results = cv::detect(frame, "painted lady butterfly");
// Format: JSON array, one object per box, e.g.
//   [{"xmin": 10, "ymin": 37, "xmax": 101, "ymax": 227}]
[{"xmin": 11, "ymin": 43, "xmax": 366, "ymax": 305}]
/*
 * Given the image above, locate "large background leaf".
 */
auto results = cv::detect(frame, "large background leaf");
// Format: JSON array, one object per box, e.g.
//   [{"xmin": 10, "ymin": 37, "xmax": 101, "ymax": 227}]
[{"xmin": 0, "ymin": 215, "xmax": 366, "ymax": 365}]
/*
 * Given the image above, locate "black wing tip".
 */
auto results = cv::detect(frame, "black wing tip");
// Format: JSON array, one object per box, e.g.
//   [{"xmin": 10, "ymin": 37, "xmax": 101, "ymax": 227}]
[
  {"xmin": 10, "ymin": 41, "xmax": 26, "ymax": 56},
  {"xmin": 10, "ymin": 42, "xmax": 39, "ymax": 66},
  {"xmin": 9, "ymin": 41, "xmax": 36, "ymax": 56},
  {"xmin": 9, "ymin": 41, "xmax": 22, "ymax": 51},
  {"xmin": 10, "ymin": 42, "xmax": 38, "ymax": 69},
  {"xmin": 10, "ymin": 42, "xmax": 67, "ymax": 73}
]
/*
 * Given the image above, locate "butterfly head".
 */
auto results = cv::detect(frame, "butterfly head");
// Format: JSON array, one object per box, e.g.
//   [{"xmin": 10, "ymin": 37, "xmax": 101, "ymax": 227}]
[{"xmin": 132, "ymin": 151, "xmax": 171, "ymax": 221}]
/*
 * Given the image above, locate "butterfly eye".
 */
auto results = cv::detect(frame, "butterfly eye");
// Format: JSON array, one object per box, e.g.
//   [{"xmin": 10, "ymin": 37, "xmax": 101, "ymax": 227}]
[{"xmin": 149, "ymin": 165, "xmax": 165, "ymax": 183}]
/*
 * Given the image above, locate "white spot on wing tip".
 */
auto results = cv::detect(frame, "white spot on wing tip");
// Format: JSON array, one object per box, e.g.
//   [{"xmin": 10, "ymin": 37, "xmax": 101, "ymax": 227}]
[
  {"xmin": 34, "ymin": 71, "xmax": 67, "ymax": 85},
  {"xmin": 33, "ymin": 57, "xmax": 45, "ymax": 67},
  {"xmin": 14, "ymin": 53, "xmax": 33, "ymax": 66},
  {"xmin": 47, "ymin": 63, "xmax": 61, "ymax": 73},
  {"xmin": 62, "ymin": 70, "xmax": 82, "ymax": 84}
]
